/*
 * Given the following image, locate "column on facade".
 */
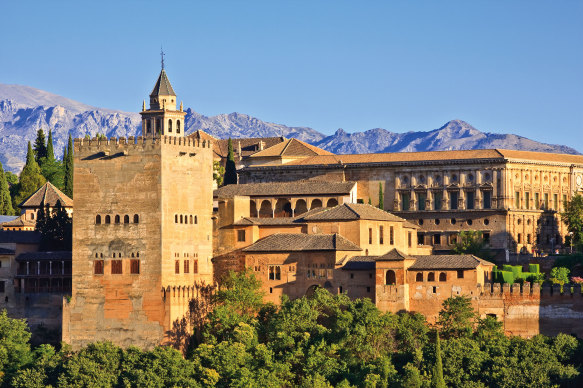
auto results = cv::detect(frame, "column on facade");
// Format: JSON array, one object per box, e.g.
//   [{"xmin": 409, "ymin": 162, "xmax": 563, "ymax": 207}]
[{"xmin": 49, "ymin": 261, "xmax": 52, "ymax": 275}]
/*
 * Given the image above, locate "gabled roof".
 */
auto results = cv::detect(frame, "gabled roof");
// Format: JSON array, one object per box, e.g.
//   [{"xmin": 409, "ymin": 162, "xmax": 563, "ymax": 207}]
[
  {"xmin": 1, "ymin": 215, "xmax": 34, "ymax": 228},
  {"xmin": 376, "ymin": 248, "xmax": 414, "ymax": 261},
  {"xmin": 150, "ymin": 69, "xmax": 176, "ymax": 97},
  {"xmin": 19, "ymin": 182, "xmax": 73, "ymax": 208},
  {"xmin": 242, "ymin": 233, "xmax": 362, "ymax": 252},
  {"xmin": 214, "ymin": 181, "xmax": 356, "ymax": 198},
  {"xmin": 302, "ymin": 203, "xmax": 407, "ymax": 223},
  {"xmin": 341, "ymin": 256, "xmax": 375, "ymax": 270},
  {"xmin": 249, "ymin": 138, "xmax": 333, "ymax": 158},
  {"xmin": 408, "ymin": 255, "xmax": 495, "ymax": 270}
]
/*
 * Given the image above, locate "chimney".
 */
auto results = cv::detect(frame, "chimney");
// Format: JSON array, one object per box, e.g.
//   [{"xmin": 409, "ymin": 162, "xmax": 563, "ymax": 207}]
[
  {"xmin": 259, "ymin": 141, "xmax": 264, "ymax": 151},
  {"xmin": 237, "ymin": 141, "xmax": 242, "ymax": 160}
]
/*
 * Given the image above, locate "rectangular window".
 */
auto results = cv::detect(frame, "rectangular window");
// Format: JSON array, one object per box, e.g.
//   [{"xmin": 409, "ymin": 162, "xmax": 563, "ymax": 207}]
[
  {"xmin": 111, "ymin": 260, "xmax": 122, "ymax": 274},
  {"xmin": 517, "ymin": 233, "xmax": 522, "ymax": 244},
  {"xmin": 0, "ymin": 281, "xmax": 5, "ymax": 293},
  {"xmin": 515, "ymin": 192, "xmax": 520, "ymax": 209},
  {"xmin": 94, "ymin": 260, "xmax": 104, "ymax": 275},
  {"xmin": 369, "ymin": 228, "xmax": 373, "ymax": 244},
  {"xmin": 269, "ymin": 265, "xmax": 281, "ymax": 280},
  {"xmin": 483, "ymin": 233, "xmax": 490, "ymax": 244},
  {"xmin": 450, "ymin": 191, "xmax": 459, "ymax": 210},
  {"xmin": 433, "ymin": 234, "xmax": 441, "ymax": 245},
  {"xmin": 130, "ymin": 259, "xmax": 140, "ymax": 274},
  {"xmin": 544, "ymin": 193, "xmax": 549, "ymax": 210},
  {"xmin": 527, "ymin": 234, "xmax": 532, "ymax": 244},
  {"xmin": 389, "ymin": 226, "xmax": 394, "ymax": 245},
  {"xmin": 434, "ymin": 192, "xmax": 443, "ymax": 210},
  {"xmin": 379, "ymin": 226, "xmax": 384, "ymax": 244},
  {"xmin": 535, "ymin": 193, "xmax": 540, "ymax": 209},
  {"xmin": 175, "ymin": 260, "xmax": 180, "ymax": 274},
  {"xmin": 466, "ymin": 191, "xmax": 475, "ymax": 210},
  {"xmin": 193, "ymin": 260, "xmax": 198, "ymax": 274},
  {"xmin": 482, "ymin": 191, "xmax": 491, "ymax": 209},
  {"xmin": 553, "ymin": 194, "xmax": 558, "ymax": 210},
  {"xmin": 450, "ymin": 234, "xmax": 458, "ymax": 244},
  {"xmin": 237, "ymin": 230, "xmax": 246, "ymax": 242},
  {"xmin": 418, "ymin": 193, "xmax": 426, "ymax": 210},
  {"xmin": 408, "ymin": 232, "xmax": 412, "ymax": 248},
  {"xmin": 184, "ymin": 260, "xmax": 190, "ymax": 274},
  {"xmin": 417, "ymin": 233, "xmax": 424, "ymax": 245},
  {"xmin": 401, "ymin": 193, "xmax": 410, "ymax": 211},
  {"xmin": 457, "ymin": 270, "xmax": 464, "ymax": 279},
  {"xmin": 525, "ymin": 192, "xmax": 530, "ymax": 210}
]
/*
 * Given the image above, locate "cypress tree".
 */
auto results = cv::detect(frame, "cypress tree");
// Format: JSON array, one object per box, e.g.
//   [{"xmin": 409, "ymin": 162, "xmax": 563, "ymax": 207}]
[
  {"xmin": 224, "ymin": 138, "xmax": 237, "ymax": 186},
  {"xmin": 378, "ymin": 182, "xmax": 384, "ymax": 210},
  {"xmin": 0, "ymin": 161, "xmax": 14, "ymax": 215},
  {"xmin": 63, "ymin": 134, "xmax": 74, "ymax": 198},
  {"xmin": 41, "ymin": 129, "xmax": 65, "ymax": 189},
  {"xmin": 14, "ymin": 141, "xmax": 46, "ymax": 208},
  {"xmin": 46, "ymin": 130, "xmax": 55, "ymax": 161},
  {"xmin": 431, "ymin": 330, "xmax": 446, "ymax": 388},
  {"xmin": 33, "ymin": 129, "xmax": 48, "ymax": 165}
]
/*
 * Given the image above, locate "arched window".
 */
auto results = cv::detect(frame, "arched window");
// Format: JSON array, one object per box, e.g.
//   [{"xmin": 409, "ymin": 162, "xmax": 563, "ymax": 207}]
[
  {"xmin": 113, "ymin": 253, "xmax": 116, "ymax": 258},
  {"xmin": 175, "ymin": 214, "xmax": 178, "ymax": 223},
  {"xmin": 428, "ymin": 272, "xmax": 435, "ymax": 282},
  {"xmin": 114, "ymin": 215, "xmax": 120, "ymax": 224},
  {"xmin": 105, "ymin": 215, "xmax": 111, "ymax": 224},
  {"xmin": 439, "ymin": 272, "xmax": 447, "ymax": 282},
  {"xmin": 168, "ymin": 119, "xmax": 173, "ymax": 133},
  {"xmin": 416, "ymin": 272, "xmax": 423, "ymax": 282},
  {"xmin": 180, "ymin": 215, "xmax": 183, "ymax": 224},
  {"xmin": 195, "ymin": 216, "xmax": 197, "ymax": 224},
  {"xmin": 385, "ymin": 270, "xmax": 396, "ymax": 285},
  {"xmin": 131, "ymin": 253, "xmax": 135, "ymax": 258},
  {"xmin": 136, "ymin": 252, "xmax": 140, "ymax": 257},
  {"xmin": 124, "ymin": 215, "xmax": 129, "ymax": 224},
  {"xmin": 96, "ymin": 215, "xmax": 101, "ymax": 224},
  {"xmin": 190, "ymin": 215, "xmax": 193, "ymax": 224},
  {"xmin": 133, "ymin": 214, "xmax": 139, "ymax": 223},
  {"xmin": 31, "ymin": 213, "xmax": 35, "ymax": 220},
  {"xmin": 156, "ymin": 119, "xmax": 161, "ymax": 135},
  {"xmin": 177, "ymin": 120, "xmax": 181, "ymax": 134},
  {"xmin": 147, "ymin": 120, "xmax": 152, "ymax": 134}
]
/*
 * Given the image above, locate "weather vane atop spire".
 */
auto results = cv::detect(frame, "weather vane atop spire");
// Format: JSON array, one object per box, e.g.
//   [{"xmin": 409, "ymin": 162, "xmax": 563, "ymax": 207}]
[{"xmin": 160, "ymin": 46, "xmax": 165, "ymax": 70}]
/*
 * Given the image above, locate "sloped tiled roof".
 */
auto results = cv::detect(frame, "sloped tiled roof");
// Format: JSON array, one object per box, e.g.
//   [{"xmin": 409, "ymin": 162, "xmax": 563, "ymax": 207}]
[
  {"xmin": 341, "ymin": 256, "xmax": 375, "ymax": 270},
  {"xmin": 188, "ymin": 132, "xmax": 286, "ymax": 160},
  {"xmin": 249, "ymin": 138, "xmax": 334, "ymax": 158},
  {"xmin": 376, "ymin": 248, "xmax": 414, "ymax": 261},
  {"xmin": 302, "ymin": 203, "xmax": 407, "ymax": 223},
  {"xmin": 16, "ymin": 251, "xmax": 72, "ymax": 261},
  {"xmin": 408, "ymin": 255, "xmax": 494, "ymax": 270},
  {"xmin": 0, "ymin": 247, "xmax": 15, "ymax": 255},
  {"xmin": 150, "ymin": 69, "xmax": 176, "ymax": 97},
  {"xmin": 233, "ymin": 217, "xmax": 298, "ymax": 226},
  {"xmin": 19, "ymin": 182, "xmax": 73, "ymax": 208},
  {"xmin": 496, "ymin": 149, "xmax": 583, "ymax": 165},
  {"xmin": 0, "ymin": 215, "xmax": 18, "ymax": 224},
  {"xmin": 214, "ymin": 181, "xmax": 356, "ymax": 198},
  {"xmin": 242, "ymin": 233, "xmax": 362, "ymax": 252},
  {"xmin": 1, "ymin": 215, "xmax": 35, "ymax": 228}
]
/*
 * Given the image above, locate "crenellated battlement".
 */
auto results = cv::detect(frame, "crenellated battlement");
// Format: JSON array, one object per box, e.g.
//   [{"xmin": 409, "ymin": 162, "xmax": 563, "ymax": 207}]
[
  {"xmin": 73, "ymin": 135, "xmax": 212, "ymax": 154},
  {"xmin": 477, "ymin": 282, "xmax": 583, "ymax": 297}
]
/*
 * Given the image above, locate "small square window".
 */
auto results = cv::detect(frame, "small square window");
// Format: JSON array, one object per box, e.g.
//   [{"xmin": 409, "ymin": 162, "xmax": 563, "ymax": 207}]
[
  {"xmin": 237, "ymin": 230, "xmax": 246, "ymax": 242},
  {"xmin": 457, "ymin": 270, "xmax": 464, "ymax": 279}
]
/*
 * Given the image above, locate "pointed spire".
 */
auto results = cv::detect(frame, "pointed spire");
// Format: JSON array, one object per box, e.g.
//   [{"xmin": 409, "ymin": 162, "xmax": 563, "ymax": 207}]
[
  {"xmin": 150, "ymin": 69, "xmax": 176, "ymax": 97},
  {"xmin": 180, "ymin": 101, "xmax": 183, "ymax": 112},
  {"xmin": 142, "ymin": 100, "xmax": 146, "ymax": 112}
]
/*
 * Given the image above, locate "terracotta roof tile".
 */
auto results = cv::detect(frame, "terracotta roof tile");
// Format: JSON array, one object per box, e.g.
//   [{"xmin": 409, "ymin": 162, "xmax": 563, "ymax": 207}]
[
  {"xmin": 249, "ymin": 138, "xmax": 333, "ymax": 158},
  {"xmin": 214, "ymin": 181, "xmax": 356, "ymax": 198},
  {"xmin": 19, "ymin": 182, "xmax": 73, "ymax": 208},
  {"xmin": 496, "ymin": 149, "xmax": 583, "ymax": 164},
  {"xmin": 242, "ymin": 233, "xmax": 362, "ymax": 252},
  {"xmin": 408, "ymin": 255, "xmax": 494, "ymax": 270},
  {"xmin": 303, "ymin": 203, "xmax": 406, "ymax": 222},
  {"xmin": 1, "ymin": 215, "xmax": 35, "ymax": 227}
]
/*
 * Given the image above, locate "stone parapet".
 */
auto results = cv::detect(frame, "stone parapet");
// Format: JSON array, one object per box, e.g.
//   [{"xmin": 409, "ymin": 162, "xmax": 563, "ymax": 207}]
[{"xmin": 74, "ymin": 136, "xmax": 212, "ymax": 155}]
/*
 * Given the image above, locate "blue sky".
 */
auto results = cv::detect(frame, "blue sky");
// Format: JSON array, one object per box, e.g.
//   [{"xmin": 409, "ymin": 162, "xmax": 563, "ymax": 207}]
[{"xmin": 1, "ymin": 1, "xmax": 582, "ymax": 151}]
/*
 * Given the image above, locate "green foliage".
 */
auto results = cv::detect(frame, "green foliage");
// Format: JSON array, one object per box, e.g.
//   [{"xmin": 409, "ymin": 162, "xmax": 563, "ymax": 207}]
[
  {"xmin": 14, "ymin": 142, "xmax": 46, "ymax": 210},
  {"xmin": 550, "ymin": 267, "xmax": 570, "ymax": 287},
  {"xmin": 0, "ymin": 162, "xmax": 14, "ymax": 216},
  {"xmin": 213, "ymin": 160, "xmax": 225, "ymax": 187},
  {"xmin": 36, "ymin": 200, "xmax": 72, "ymax": 251},
  {"xmin": 33, "ymin": 129, "xmax": 47, "ymax": 164},
  {"xmin": 63, "ymin": 134, "xmax": 74, "ymax": 198},
  {"xmin": 493, "ymin": 264, "xmax": 544, "ymax": 284},
  {"xmin": 561, "ymin": 193, "xmax": 583, "ymax": 250},
  {"xmin": 0, "ymin": 310, "xmax": 32, "ymax": 386},
  {"xmin": 378, "ymin": 182, "xmax": 384, "ymax": 210},
  {"xmin": 224, "ymin": 138, "xmax": 237, "ymax": 185},
  {"xmin": 40, "ymin": 130, "xmax": 65, "ymax": 190},
  {"xmin": 4, "ymin": 171, "xmax": 18, "ymax": 186},
  {"xmin": 452, "ymin": 230, "xmax": 487, "ymax": 257},
  {"xmin": 436, "ymin": 296, "xmax": 476, "ymax": 339},
  {"xmin": 431, "ymin": 331, "xmax": 446, "ymax": 388}
]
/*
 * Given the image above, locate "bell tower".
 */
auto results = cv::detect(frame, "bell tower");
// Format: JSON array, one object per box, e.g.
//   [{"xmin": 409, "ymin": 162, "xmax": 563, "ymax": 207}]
[{"xmin": 140, "ymin": 52, "xmax": 186, "ymax": 137}]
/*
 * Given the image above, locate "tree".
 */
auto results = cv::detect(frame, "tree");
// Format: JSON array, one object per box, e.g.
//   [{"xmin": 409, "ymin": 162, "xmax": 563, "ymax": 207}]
[
  {"xmin": 0, "ymin": 310, "xmax": 33, "ymax": 386},
  {"xmin": 562, "ymin": 193, "xmax": 583, "ymax": 251},
  {"xmin": 436, "ymin": 296, "xmax": 476, "ymax": 339},
  {"xmin": 550, "ymin": 267, "xmax": 570, "ymax": 288},
  {"xmin": 378, "ymin": 183, "xmax": 384, "ymax": 210},
  {"xmin": 14, "ymin": 142, "xmax": 46, "ymax": 209},
  {"xmin": 40, "ymin": 130, "xmax": 64, "ymax": 190},
  {"xmin": 223, "ymin": 138, "xmax": 237, "ymax": 186},
  {"xmin": 0, "ymin": 162, "xmax": 14, "ymax": 215},
  {"xmin": 63, "ymin": 134, "xmax": 74, "ymax": 198},
  {"xmin": 33, "ymin": 129, "xmax": 47, "ymax": 165},
  {"xmin": 46, "ymin": 130, "xmax": 55, "ymax": 161},
  {"xmin": 213, "ymin": 160, "xmax": 225, "ymax": 187},
  {"xmin": 452, "ymin": 230, "xmax": 486, "ymax": 256},
  {"xmin": 431, "ymin": 331, "xmax": 446, "ymax": 388},
  {"xmin": 36, "ymin": 200, "xmax": 72, "ymax": 251}
]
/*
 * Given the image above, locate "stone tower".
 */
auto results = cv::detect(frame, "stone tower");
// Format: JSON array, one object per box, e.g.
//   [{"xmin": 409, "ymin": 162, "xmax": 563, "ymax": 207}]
[
  {"xmin": 140, "ymin": 67, "xmax": 186, "ymax": 137},
  {"xmin": 63, "ymin": 70, "xmax": 214, "ymax": 350}
]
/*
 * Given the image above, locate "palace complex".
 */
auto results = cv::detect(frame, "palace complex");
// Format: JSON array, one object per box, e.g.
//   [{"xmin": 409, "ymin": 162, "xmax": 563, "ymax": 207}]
[{"xmin": 3, "ymin": 67, "xmax": 583, "ymax": 349}]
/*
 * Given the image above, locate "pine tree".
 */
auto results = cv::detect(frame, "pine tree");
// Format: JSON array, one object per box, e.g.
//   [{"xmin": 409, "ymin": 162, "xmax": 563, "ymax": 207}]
[
  {"xmin": 0, "ymin": 161, "xmax": 14, "ymax": 215},
  {"xmin": 41, "ymin": 129, "xmax": 65, "ymax": 189},
  {"xmin": 378, "ymin": 182, "xmax": 384, "ymax": 210},
  {"xmin": 431, "ymin": 330, "xmax": 446, "ymax": 388},
  {"xmin": 33, "ymin": 129, "xmax": 48, "ymax": 165},
  {"xmin": 14, "ymin": 142, "xmax": 46, "ymax": 209},
  {"xmin": 224, "ymin": 138, "xmax": 237, "ymax": 186},
  {"xmin": 63, "ymin": 134, "xmax": 74, "ymax": 198}
]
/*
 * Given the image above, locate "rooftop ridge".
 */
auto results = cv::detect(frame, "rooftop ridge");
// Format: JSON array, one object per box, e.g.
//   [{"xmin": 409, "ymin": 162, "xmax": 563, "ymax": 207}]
[{"xmin": 74, "ymin": 135, "xmax": 212, "ymax": 153}]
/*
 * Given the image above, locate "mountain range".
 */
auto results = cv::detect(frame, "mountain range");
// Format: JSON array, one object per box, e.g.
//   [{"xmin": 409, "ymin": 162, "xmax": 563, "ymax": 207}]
[{"xmin": 0, "ymin": 83, "xmax": 579, "ymax": 173}]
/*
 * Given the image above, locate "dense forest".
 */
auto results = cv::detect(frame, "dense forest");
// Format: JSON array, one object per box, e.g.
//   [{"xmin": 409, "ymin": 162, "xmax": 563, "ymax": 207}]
[{"xmin": 1, "ymin": 269, "xmax": 582, "ymax": 387}]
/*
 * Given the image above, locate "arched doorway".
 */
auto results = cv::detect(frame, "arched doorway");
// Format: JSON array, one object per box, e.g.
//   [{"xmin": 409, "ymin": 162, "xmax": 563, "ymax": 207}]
[
  {"xmin": 310, "ymin": 199, "xmax": 323, "ymax": 210},
  {"xmin": 294, "ymin": 199, "xmax": 308, "ymax": 216},
  {"xmin": 326, "ymin": 198, "xmax": 338, "ymax": 208},
  {"xmin": 259, "ymin": 200, "xmax": 273, "ymax": 218},
  {"xmin": 385, "ymin": 270, "xmax": 396, "ymax": 285},
  {"xmin": 274, "ymin": 199, "xmax": 292, "ymax": 218}
]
